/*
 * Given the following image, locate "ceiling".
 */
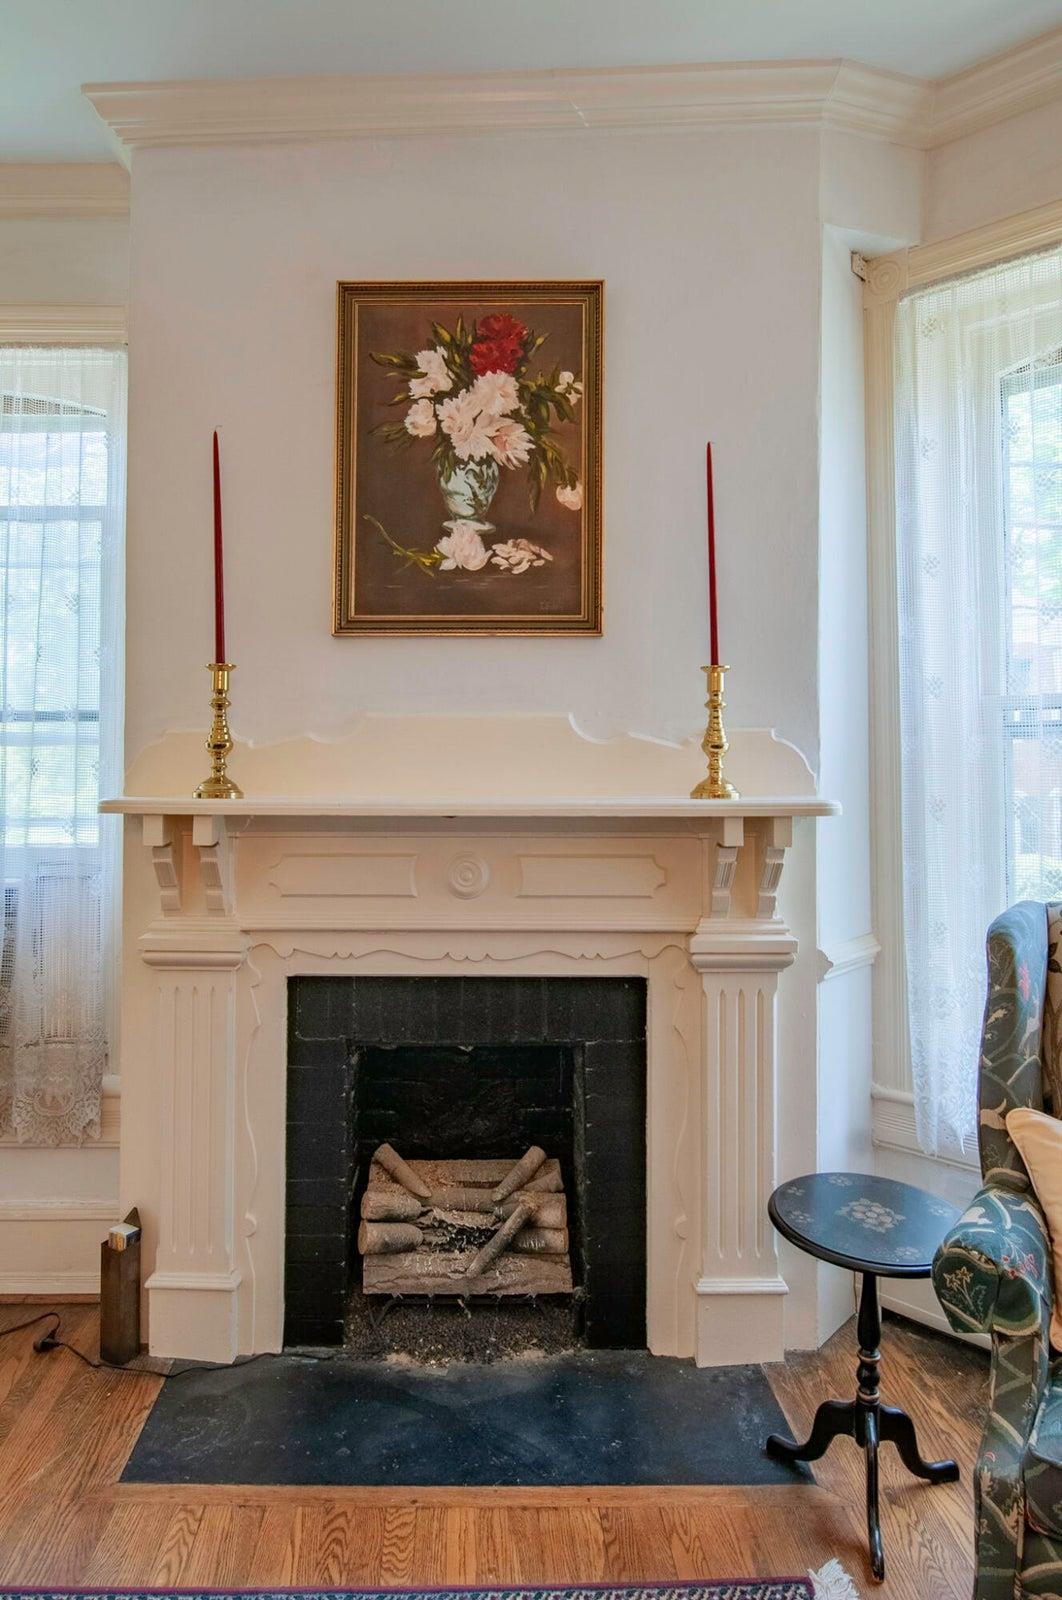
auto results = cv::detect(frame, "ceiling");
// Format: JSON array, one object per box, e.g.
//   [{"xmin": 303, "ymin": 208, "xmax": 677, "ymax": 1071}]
[{"xmin": 5, "ymin": 0, "xmax": 1062, "ymax": 163}]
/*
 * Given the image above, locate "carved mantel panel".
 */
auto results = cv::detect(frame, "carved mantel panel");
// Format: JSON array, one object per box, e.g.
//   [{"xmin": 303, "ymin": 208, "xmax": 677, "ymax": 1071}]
[{"xmin": 110, "ymin": 792, "xmax": 833, "ymax": 1366}]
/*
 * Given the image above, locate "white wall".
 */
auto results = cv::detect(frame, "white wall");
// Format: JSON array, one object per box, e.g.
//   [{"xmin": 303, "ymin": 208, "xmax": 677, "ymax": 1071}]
[
  {"xmin": 125, "ymin": 130, "xmax": 825, "ymax": 778},
  {"xmin": 925, "ymin": 98, "xmax": 1062, "ymax": 241},
  {"xmin": 0, "ymin": 211, "xmax": 128, "ymax": 1291},
  {"xmin": 0, "ymin": 217, "xmax": 128, "ymax": 305}
]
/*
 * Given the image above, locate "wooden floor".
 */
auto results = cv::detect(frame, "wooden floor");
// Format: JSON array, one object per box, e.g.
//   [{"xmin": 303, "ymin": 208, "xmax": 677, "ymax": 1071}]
[{"xmin": 0, "ymin": 1302, "xmax": 985, "ymax": 1596}]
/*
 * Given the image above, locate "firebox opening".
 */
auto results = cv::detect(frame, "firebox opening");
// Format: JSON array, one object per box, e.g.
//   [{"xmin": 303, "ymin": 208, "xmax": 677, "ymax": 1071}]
[{"xmin": 285, "ymin": 977, "xmax": 647, "ymax": 1359}]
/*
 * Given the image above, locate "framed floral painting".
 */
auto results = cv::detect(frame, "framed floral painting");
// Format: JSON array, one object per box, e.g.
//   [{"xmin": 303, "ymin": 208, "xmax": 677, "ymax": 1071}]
[{"xmin": 333, "ymin": 280, "xmax": 602, "ymax": 635}]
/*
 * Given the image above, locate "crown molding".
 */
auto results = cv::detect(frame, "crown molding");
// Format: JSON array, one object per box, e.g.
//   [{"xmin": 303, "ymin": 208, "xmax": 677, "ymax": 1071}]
[
  {"xmin": 0, "ymin": 162, "xmax": 128, "ymax": 219},
  {"xmin": 0, "ymin": 303, "xmax": 127, "ymax": 343},
  {"xmin": 81, "ymin": 26, "xmax": 1062, "ymax": 160},
  {"xmin": 83, "ymin": 59, "xmax": 932, "ymax": 162},
  {"xmin": 929, "ymin": 24, "xmax": 1062, "ymax": 147}
]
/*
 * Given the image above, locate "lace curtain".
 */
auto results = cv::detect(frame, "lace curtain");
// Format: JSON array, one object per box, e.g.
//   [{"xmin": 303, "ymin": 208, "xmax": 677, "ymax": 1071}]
[
  {"xmin": 0, "ymin": 347, "xmax": 125, "ymax": 1144},
  {"xmin": 895, "ymin": 244, "xmax": 1062, "ymax": 1156}
]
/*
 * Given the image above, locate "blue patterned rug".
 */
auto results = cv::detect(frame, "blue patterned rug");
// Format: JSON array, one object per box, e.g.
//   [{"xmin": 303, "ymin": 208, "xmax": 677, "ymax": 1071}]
[{"xmin": 0, "ymin": 1572, "xmax": 861, "ymax": 1599}]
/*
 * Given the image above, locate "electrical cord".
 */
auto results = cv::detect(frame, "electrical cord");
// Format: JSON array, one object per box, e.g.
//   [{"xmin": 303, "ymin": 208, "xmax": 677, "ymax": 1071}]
[{"xmin": 0, "ymin": 1307, "xmax": 302, "ymax": 1381}]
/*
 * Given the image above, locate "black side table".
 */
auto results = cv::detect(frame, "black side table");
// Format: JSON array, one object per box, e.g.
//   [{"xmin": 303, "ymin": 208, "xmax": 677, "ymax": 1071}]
[{"xmin": 766, "ymin": 1172, "xmax": 961, "ymax": 1583}]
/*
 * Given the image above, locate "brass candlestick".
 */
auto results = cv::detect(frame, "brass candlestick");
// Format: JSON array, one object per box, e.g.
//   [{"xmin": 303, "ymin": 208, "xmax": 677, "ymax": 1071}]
[
  {"xmin": 194, "ymin": 663, "xmax": 243, "ymax": 800},
  {"xmin": 690, "ymin": 663, "xmax": 739, "ymax": 800}
]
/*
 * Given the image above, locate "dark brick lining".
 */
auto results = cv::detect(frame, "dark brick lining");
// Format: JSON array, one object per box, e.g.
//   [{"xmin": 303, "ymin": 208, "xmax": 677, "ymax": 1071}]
[{"xmin": 285, "ymin": 976, "xmax": 647, "ymax": 1351}]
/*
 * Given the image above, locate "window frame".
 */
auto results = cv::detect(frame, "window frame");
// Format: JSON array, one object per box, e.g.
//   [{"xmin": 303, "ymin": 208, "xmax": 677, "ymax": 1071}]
[{"xmin": 863, "ymin": 199, "xmax": 1062, "ymax": 1169}]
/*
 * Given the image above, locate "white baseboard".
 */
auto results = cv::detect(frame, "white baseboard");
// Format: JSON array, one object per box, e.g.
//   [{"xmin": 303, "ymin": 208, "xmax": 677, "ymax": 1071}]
[
  {"xmin": 0, "ymin": 1199, "xmax": 114, "ymax": 1297},
  {"xmin": 0, "ymin": 1270, "xmax": 100, "ymax": 1295}
]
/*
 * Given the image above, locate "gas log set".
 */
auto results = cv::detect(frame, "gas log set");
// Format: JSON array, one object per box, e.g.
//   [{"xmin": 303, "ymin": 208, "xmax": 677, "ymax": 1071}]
[{"xmin": 358, "ymin": 1143, "xmax": 573, "ymax": 1297}]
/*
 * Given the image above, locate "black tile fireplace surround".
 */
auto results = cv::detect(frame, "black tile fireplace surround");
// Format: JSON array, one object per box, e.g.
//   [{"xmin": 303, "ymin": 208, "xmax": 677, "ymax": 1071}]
[{"xmin": 285, "ymin": 976, "xmax": 647, "ymax": 1351}]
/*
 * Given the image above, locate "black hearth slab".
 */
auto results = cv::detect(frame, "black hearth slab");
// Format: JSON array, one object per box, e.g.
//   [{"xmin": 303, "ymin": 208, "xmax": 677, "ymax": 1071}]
[{"xmin": 122, "ymin": 1351, "xmax": 810, "ymax": 1489}]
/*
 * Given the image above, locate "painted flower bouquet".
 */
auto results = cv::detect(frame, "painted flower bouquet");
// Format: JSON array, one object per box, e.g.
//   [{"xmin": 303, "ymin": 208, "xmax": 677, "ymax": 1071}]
[{"xmin": 369, "ymin": 312, "xmax": 582, "ymax": 575}]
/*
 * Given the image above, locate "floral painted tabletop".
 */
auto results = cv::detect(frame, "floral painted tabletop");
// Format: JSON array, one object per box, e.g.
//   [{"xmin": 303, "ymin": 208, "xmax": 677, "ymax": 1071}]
[{"xmin": 769, "ymin": 1173, "xmax": 961, "ymax": 1276}]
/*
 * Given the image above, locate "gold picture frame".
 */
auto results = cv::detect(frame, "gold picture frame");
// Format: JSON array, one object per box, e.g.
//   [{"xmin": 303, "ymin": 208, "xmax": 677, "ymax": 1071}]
[{"xmin": 334, "ymin": 280, "xmax": 603, "ymax": 635}]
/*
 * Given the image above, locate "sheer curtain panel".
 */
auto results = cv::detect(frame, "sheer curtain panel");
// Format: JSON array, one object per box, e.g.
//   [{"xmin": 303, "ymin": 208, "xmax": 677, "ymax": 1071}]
[
  {"xmin": 0, "ymin": 347, "xmax": 125, "ymax": 1144},
  {"xmin": 895, "ymin": 244, "xmax": 1062, "ymax": 1156}
]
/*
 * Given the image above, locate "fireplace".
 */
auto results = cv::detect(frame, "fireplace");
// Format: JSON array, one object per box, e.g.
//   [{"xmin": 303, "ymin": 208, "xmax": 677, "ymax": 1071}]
[
  {"xmin": 285, "ymin": 976, "xmax": 648, "ymax": 1352},
  {"xmin": 107, "ymin": 727, "xmax": 831, "ymax": 1366}
]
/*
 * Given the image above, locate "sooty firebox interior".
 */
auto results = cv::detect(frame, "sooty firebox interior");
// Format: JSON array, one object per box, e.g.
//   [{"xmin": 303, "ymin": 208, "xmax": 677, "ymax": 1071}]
[{"xmin": 285, "ymin": 976, "xmax": 647, "ymax": 1356}]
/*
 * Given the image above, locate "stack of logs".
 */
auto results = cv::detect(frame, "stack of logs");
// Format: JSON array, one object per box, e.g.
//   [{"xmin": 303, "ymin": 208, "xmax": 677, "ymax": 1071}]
[{"xmin": 358, "ymin": 1143, "xmax": 573, "ymax": 1296}]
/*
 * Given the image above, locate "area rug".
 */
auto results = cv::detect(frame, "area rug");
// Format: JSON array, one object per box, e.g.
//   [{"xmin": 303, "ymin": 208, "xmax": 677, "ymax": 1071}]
[
  {"xmin": 0, "ymin": 1573, "xmax": 862, "ymax": 1599},
  {"xmin": 122, "ymin": 1350, "xmax": 812, "ymax": 1488}
]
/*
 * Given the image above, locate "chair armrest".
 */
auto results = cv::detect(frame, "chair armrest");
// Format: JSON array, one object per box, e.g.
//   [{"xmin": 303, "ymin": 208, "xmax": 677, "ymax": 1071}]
[
  {"xmin": 933, "ymin": 1183, "xmax": 1053, "ymax": 1339},
  {"xmin": 935, "ymin": 1184, "xmax": 1054, "ymax": 1595}
]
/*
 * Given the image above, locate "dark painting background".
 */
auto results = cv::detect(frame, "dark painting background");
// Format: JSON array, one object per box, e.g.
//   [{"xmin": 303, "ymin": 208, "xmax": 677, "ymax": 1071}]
[{"xmin": 350, "ymin": 297, "xmax": 587, "ymax": 621}]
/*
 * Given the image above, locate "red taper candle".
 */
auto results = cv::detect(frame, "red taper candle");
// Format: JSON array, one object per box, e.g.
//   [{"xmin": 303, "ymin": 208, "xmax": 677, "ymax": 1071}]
[
  {"xmin": 212, "ymin": 430, "xmax": 225, "ymax": 664},
  {"xmin": 706, "ymin": 442, "xmax": 719, "ymax": 664}
]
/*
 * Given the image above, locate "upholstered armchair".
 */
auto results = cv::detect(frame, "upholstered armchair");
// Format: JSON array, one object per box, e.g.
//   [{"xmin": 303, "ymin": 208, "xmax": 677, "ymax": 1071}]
[{"xmin": 933, "ymin": 901, "xmax": 1062, "ymax": 1600}]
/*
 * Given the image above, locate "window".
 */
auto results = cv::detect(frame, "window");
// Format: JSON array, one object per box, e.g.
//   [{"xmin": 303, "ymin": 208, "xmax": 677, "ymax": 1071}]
[
  {"xmin": 0, "ymin": 347, "xmax": 125, "ymax": 1145},
  {"xmin": 892, "ymin": 243, "xmax": 1062, "ymax": 1156},
  {"xmin": 1001, "ymin": 355, "xmax": 1062, "ymax": 902},
  {"xmin": 0, "ymin": 393, "xmax": 109, "ymax": 847}
]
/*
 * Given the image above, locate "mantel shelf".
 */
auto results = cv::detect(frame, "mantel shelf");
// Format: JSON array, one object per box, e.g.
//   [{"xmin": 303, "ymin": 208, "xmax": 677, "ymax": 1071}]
[{"xmin": 101, "ymin": 794, "xmax": 840, "ymax": 821}]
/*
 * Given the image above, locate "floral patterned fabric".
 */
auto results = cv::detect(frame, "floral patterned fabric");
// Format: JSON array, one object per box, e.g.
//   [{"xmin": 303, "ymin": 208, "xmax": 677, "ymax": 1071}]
[
  {"xmin": 933, "ymin": 902, "xmax": 1062, "ymax": 1600},
  {"xmin": 976, "ymin": 900, "xmax": 1048, "ymax": 1186},
  {"xmin": 1043, "ymin": 905, "xmax": 1062, "ymax": 1121},
  {"xmin": 1027, "ymin": 1367, "xmax": 1062, "ymax": 1540}
]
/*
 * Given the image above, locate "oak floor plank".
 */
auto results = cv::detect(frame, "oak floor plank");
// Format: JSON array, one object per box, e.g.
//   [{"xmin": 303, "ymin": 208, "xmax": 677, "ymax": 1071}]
[
  {"xmin": 470, "ymin": 1507, "xmax": 515, "ymax": 1585},
  {"xmin": 79, "ymin": 1502, "xmax": 174, "ymax": 1587},
  {"xmin": 511, "ymin": 1507, "xmax": 609, "ymax": 1585},
  {"xmin": 376, "ymin": 1502, "xmax": 418, "ymax": 1586},
  {"xmin": 599, "ymin": 1507, "xmax": 679, "ymax": 1582},
  {"xmin": 255, "ymin": 1503, "xmax": 305, "ymax": 1586}
]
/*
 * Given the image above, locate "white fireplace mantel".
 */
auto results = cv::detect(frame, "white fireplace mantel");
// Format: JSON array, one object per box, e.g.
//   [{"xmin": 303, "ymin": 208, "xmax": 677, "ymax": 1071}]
[
  {"xmin": 103, "ymin": 795, "xmax": 835, "ymax": 820},
  {"xmin": 105, "ymin": 717, "xmax": 837, "ymax": 1368}
]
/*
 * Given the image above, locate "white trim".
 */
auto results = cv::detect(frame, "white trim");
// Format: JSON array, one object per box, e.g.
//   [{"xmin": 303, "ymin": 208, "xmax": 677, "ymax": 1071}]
[
  {"xmin": 82, "ymin": 61, "xmax": 932, "ymax": 162},
  {"xmin": 0, "ymin": 304, "xmax": 127, "ymax": 345},
  {"xmin": 103, "ymin": 794, "xmax": 837, "ymax": 819},
  {"xmin": 80, "ymin": 28, "xmax": 1062, "ymax": 160},
  {"xmin": 863, "ymin": 197, "xmax": 1062, "ymax": 309},
  {"xmin": 694, "ymin": 1275, "xmax": 789, "ymax": 1296},
  {"xmin": 0, "ymin": 1271, "xmax": 100, "ymax": 1296},
  {"xmin": 0, "ymin": 163, "xmax": 129, "ymax": 219},
  {"xmin": 872, "ymin": 1084, "xmax": 979, "ymax": 1169},
  {"xmin": 817, "ymin": 931, "xmax": 880, "ymax": 983},
  {"xmin": 0, "ymin": 1198, "xmax": 116, "ymax": 1222},
  {"xmin": 930, "ymin": 25, "xmax": 1062, "ymax": 148}
]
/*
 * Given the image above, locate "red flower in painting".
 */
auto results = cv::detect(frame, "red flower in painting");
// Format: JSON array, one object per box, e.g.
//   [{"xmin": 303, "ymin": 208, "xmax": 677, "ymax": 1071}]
[{"xmin": 470, "ymin": 314, "xmax": 528, "ymax": 377}]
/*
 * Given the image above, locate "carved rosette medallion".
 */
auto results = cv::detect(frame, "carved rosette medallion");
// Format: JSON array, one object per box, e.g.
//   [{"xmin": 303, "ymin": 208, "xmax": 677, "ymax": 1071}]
[{"xmin": 446, "ymin": 853, "xmax": 491, "ymax": 899}]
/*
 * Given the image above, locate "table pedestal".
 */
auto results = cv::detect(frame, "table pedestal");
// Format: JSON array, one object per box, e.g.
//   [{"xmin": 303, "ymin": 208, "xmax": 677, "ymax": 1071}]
[{"xmin": 765, "ymin": 1272, "xmax": 959, "ymax": 1582}]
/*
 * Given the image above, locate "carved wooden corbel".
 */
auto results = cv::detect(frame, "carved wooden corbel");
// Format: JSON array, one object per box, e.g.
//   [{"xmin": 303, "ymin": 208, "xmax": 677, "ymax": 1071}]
[
  {"xmin": 142, "ymin": 814, "xmax": 181, "ymax": 916},
  {"xmin": 756, "ymin": 815, "xmax": 793, "ymax": 922}
]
